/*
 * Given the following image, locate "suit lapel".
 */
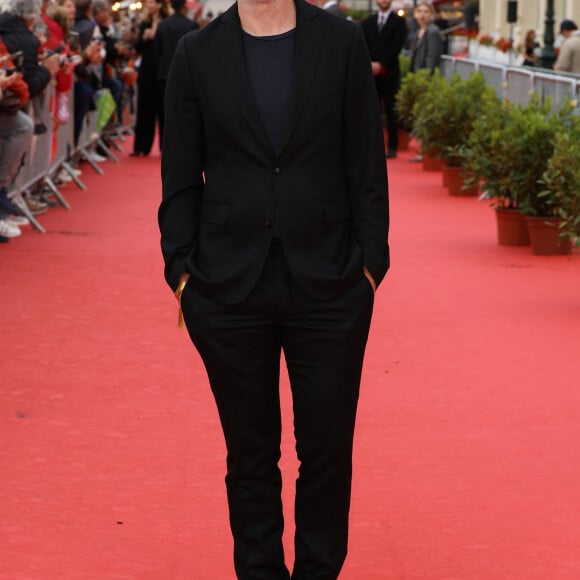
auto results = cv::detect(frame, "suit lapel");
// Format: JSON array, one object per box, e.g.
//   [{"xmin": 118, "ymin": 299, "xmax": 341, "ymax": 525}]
[
  {"xmin": 217, "ymin": 4, "xmax": 272, "ymax": 155},
  {"xmin": 277, "ymin": 0, "xmax": 322, "ymax": 158},
  {"xmin": 216, "ymin": 0, "xmax": 322, "ymax": 160},
  {"xmin": 379, "ymin": 11, "xmax": 394, "ymax": 37}
]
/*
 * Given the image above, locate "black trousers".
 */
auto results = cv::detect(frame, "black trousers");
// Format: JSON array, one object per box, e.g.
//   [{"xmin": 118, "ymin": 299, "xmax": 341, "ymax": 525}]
[
  {"xmin": 133, "ymin": 75, "xmax": 164, "ymax": 155},
  {"xmin": 181, "ymin": 243, "xmax": 374, "ymax": 580},
  {"xmin": 375, "ymin": 75, "xmax": 399, "ymax": 153}
]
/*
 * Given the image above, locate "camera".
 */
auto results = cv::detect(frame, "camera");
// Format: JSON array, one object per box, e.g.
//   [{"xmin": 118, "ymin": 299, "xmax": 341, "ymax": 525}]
[{"xmin": 1, "ymin": 51, "xmax": 24, "ymax": 73}]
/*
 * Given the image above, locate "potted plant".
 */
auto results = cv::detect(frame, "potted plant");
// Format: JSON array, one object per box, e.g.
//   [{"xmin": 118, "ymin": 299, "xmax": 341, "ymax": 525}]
[
  {"xmin": 395, "ymin": 68, "xmax": 433, "ymax": 153},
  {"xmin": 407, "ymin": 70, "xmax": 448, "ymax": 171},
  {"xmin": 512, "ymin": 97, "xmax": 574, "ymax": 255},
  {"xmin": 537, "ymin": 126, "xmax": 580, "ymax": 253},
  {"xmin": 412, "ymin": 71, "xmax": 491, "ymax": 192},
  {"xmin": 463, "ymin": 92, "xmax": 527, "ymax": 244},
  {"xmin": 397, "ymin": 54, "xmax": 412, "ymax": 151}
]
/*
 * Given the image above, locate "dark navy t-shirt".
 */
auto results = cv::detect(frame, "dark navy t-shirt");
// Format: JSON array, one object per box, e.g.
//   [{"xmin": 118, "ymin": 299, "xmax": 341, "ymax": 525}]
[{"xmin": 242, "ymin": 29, "xmax": 296, "ymax": 156}]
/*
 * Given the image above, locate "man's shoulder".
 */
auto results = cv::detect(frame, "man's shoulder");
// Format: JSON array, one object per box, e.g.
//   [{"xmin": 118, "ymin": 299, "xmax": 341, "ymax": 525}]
[
  {"xmin": 179, "ymin": 11, "xmax": 223, "ymax": 47},
  {"xmin": 315, "ymin": 4, "xmax": 355, "ymax": 36},
  {"xmin": 390, "ymin": 12, "xmax": 407, "ymax": 28}
]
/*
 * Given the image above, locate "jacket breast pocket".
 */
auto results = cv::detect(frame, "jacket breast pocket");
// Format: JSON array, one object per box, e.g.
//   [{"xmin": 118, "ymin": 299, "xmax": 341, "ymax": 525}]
[
  {"xmin": 323, "ymin": 199, "xmax": 350, "ymax": 223},
  {"xmin": 201, "ymin": 203, "xmax": 229, "ymax": 225}
]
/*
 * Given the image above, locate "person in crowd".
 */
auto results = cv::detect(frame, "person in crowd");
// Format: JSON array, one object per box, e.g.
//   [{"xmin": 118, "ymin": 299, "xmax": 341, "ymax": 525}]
[
  {"xmin": 0, "ymin": 0, "xmax": 60, "ymax": 216},
  {"xmin": 72, "ymin": 0, "xmax": 95, "ymax": 48},
  {"xmin": 410, "ymin": 1, "xmax": 442, "ymax": 73},
  {"xmin": 0, "ymin": 0, "xmax": 60, "ymax": 99},
  {"xmin": 55, "ymin": 0, "xmax": 76, "ymax": 24},
  {"xmin": 72, "ymin": 0, "xmax": 104, "ymax": 147},
  {"xmin": 0, "ymin": 64, "xmax": 30, "ymax": 239},
  {"xmin": 159, "ymin": 0, "xmax": 389, "ymax": 577},
  {"xmin": 92, "ymin": 0, "xmax": 126, "ymax": 116},
  {"xmin": 155, "ymin": 0, "xmax": 197, "ymax": 130},
  {"xmin": 0, "ymin": 38, "xmax": 33, "ymax": 240},
  {"xmin": 47, "ymin": 2, "xmax": 76, "ymax": 123},
  {"xmin": 522, "ymin": 29, "xmax": 539, "ymax": 67},
  {"xmin": 554, "ymin": 20, "xmax": 580, "ymax": 74},
  {"xmin": 131, "ymin": 0, "xmax": 168, "ymax": 156},
  {"xmin": 361, "ymin": 0, "xmax": 407, "ymax": 159},
  {"xmin": 313, "ymin": 0, "xmax": 345, "ymax": 19}
]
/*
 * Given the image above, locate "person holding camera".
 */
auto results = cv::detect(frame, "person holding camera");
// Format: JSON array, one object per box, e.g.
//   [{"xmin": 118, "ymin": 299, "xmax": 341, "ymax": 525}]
[
  {"xmin": 0, "ymin": 0, "xmax": 61, "ymax": 223},
  {"xmin": 0, "ymin": 42, "xmax": 33, "ymax": 240},
  {"xmin": 0, "ymin": 0, "xmax": 60, "ymax": 98}
]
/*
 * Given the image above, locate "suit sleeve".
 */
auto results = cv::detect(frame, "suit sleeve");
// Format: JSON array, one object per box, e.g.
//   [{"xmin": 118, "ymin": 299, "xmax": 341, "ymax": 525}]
[
  {"xmin": 343, "ymin": 25, "xmax": 390, "ymax": 287},
  {"xmin": 158, "ymin": 35, "xmax": 204, "ymax": 291}
]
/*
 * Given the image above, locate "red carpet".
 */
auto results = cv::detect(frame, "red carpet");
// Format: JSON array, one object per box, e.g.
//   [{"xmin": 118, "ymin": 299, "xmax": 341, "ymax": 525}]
[{"xmin": 1, "ymin": 139, "xmax": 580, "ymax": 579}]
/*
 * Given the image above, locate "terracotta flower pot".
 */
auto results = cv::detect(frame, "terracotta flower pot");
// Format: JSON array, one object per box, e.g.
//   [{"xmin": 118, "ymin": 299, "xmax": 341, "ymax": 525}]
[
  {"xmin": 422, "ymin": 151, "xmax": 442, "ymax": 172},
  {"xmin": 495, "ymin": 209, "xmax": 530, "ymax": 246},
  {"xmin": 525, "ymin": 216, "xmax": 571, "ymax": 255},
  {"xmin": 443, "ymin": 165, "xmax": 479, "ymax": 197},
  {"xmin": 442, "ymin": 163, "xmax": 449, "ymax": 187},
  {"xmin": 398, "ymin": 129, "xmax": 410, "ymax": 152}
]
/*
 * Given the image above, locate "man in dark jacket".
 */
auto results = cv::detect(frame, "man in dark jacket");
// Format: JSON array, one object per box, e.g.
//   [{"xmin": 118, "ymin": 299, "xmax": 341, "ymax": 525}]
[
  {"xmin": 160, "ymin": 0, "xmax": 389, "ymax": 577},
  {"xmin": 0, "ymin": 0, "xmax": 59, "ymax": 99},
  {"xmin": 155, "ymin": 0, "xmax": 198, "ymax": 132},
  {"xmin": 361, "ymin": 0, "xmax": 407, "ymax": 158},
  {"xmin": 156, "ymin": 0, "xmax": 198, "ymax": 82}
]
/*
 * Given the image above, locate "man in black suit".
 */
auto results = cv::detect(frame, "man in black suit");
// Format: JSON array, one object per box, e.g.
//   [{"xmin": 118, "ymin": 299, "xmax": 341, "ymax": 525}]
[
  {"xmin": 159, "ymin": 0, "xmax": 389, "ymax": 577},
  {"xmin": 361, "ymin": 0, "xmax": 407, "ymax": 158},
  {"xmin": 155, "ymin": 0, "xmax": 198, "ymax": 139}
]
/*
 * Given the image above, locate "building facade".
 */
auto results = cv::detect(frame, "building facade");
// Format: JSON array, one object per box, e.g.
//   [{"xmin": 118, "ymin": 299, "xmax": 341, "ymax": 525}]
[{"xmin": 479, "ymin": 0, "xmax": 580, "ymax": 47}]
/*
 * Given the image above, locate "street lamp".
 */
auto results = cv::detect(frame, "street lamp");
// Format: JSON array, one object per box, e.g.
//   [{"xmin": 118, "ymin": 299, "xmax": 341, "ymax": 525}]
[{"xmin": 540, "ymin": 0, "xmax": 557, "ymax": 69}]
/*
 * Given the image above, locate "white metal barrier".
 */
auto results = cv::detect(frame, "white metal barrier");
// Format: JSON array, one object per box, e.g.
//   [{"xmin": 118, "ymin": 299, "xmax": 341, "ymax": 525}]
[{"xmin": 441, "ymin": 55, "xmax": 580, "ymax": 113}]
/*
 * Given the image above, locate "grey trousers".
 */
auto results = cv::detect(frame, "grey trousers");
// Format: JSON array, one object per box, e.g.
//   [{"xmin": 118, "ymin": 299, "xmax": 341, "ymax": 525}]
[{"xmin": 0, "ymin": 110, "xmax": 34, "ymax": 190}]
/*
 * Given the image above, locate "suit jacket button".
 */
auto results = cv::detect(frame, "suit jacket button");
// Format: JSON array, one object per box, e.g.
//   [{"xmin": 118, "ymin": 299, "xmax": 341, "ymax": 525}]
[
  {"xmin": 274, "ymin": 167, "xmax": 280, "ymax": 175},
  {"xmin": 264, "ymin": 219, "xmax": 272, "ymax": 228}
]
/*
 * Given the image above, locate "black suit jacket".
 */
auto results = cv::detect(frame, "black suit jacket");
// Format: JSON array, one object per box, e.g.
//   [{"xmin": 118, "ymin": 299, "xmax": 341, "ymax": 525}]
[
  {"xmin": 155, "ymin": 12, "xmax": 199, "ymax": 81},
  {"xmin": 159, "ymin": 0, "xmax": 389, "ymax": 303},
  {"xmin": 361, "ymin": 11, "xmax": 407, "ymax": 83}
]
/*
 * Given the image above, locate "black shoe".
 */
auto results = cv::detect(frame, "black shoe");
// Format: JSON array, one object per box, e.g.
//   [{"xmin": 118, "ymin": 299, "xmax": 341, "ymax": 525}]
[
  {"xmin": 386, "ymin": 150, "xmax": 397, "ymax": 159},
  {"xmin": 0, "ymin": 235, "xmax": 9, "ymax": 243},
  {"xmin": 38, "ymin": 194, "xmax": 58, "ymax": 207}
]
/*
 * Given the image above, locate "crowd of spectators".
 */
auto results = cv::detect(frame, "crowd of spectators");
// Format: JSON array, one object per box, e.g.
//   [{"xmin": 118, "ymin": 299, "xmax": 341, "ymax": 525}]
[{"xmin": 0, "ymin": 0, "xmax": 210, "ymax": 244}]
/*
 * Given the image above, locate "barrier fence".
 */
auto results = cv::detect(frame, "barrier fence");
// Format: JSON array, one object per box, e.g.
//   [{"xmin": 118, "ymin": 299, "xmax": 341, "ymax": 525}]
[
  {"xmin": 441, "ymin": 55, "xmax": 580, "ymax": 113},
  {"xmin": 5, "ymin": 85, "xmax": 131, "ymax": 233}
]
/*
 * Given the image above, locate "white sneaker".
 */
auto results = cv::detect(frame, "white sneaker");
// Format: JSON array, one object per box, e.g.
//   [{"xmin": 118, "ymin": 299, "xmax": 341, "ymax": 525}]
[
  {"xmin": 3, "ymin": 215, "xmax": 30, "ymax": 226},
  {"xmin": 87, "ymin": 151, "xmax": 107, "ymax": 163},
  {"xmin": 0, "ymin": 219, "xmax": 22, "ymax": 238},
  {"xmin": 57, "ymin": 170, "xmax": 73, "ymax": 182}
]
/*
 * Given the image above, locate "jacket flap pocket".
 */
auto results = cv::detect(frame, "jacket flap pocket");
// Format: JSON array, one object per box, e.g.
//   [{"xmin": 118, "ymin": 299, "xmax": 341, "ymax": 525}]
[
  {"xmin": 323, "ymin": 199, "xmax": 350, "ymax": 222},
  {"xmin": 201, "ymin": 203, "xmax": 229, "ymax": 224}
]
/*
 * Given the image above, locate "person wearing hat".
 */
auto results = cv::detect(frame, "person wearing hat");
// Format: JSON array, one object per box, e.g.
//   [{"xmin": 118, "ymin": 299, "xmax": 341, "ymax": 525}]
[{"xmin": 554, "ymin": 20, "xmax": 580, "ymax": 73}]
